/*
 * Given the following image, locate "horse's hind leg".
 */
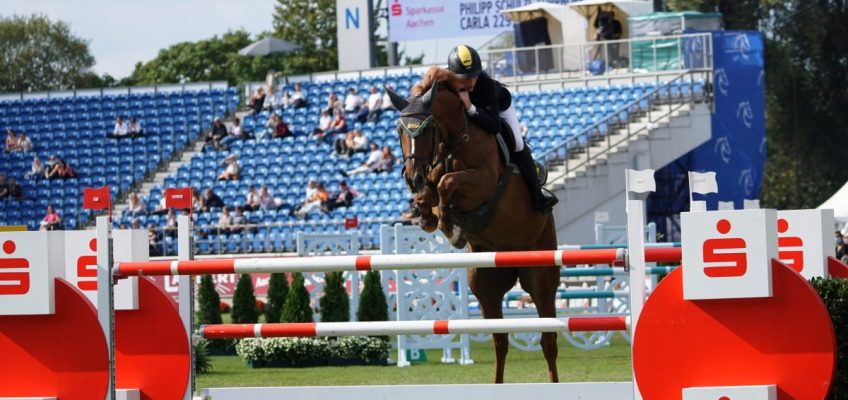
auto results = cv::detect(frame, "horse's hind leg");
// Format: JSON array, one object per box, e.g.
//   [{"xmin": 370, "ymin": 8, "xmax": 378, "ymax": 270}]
[
  {"xmin": 469, "ymin": 267, "xmax": 518, "ymax": 383},
  {"xmin": 519, "ymin": 267, "xmax": 561, "ymax": 383}
]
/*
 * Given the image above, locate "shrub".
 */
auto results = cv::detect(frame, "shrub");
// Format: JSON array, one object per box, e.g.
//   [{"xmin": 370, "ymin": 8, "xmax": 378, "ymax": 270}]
[
  {"xmin": 264, "ymin": 273, "xmax": 289, "ymax": 323},
  {"xmin": 320, "ymin": 271, "xmax": 350, "ymax": 322},
  {"xmin": 811, "ymin": 277, "xmax": 848, "ymax": 399},
  {"xmin": 357, "ymin": 271, "xmax": 388, "ymax": 322},
  {"xmin": 231, "ymin": 273, "xmax": 258, "ymax": 323},
  {"xmin": 194, "ymin": 340, "xmax": 213, "ymax": 374},
  {"xmin": 196, "ymin": 275, "xmax": 222, "ymax": 325},
  {"xmin": 282, "ymin": 272, "xmax": 313, "ymax": 323},
  {"xmin": 235, "ymin": 336, "xmax": 389, "ymax": 363}
]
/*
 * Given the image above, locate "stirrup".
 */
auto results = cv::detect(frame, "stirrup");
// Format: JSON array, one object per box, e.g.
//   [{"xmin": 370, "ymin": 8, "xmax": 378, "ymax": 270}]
[{"xmin": 540, "ymin": 188, "xmax": 558, "ymax": 211}]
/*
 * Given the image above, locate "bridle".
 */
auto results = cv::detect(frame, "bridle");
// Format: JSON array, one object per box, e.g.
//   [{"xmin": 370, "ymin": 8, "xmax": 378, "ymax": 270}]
[{"xmin": 397, "ymin": 102, "xmax": 471, "ymax": 191}]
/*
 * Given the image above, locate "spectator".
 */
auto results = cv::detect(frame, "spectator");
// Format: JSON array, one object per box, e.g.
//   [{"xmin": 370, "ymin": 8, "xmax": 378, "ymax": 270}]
[
  {"xmin": 325, "ymin": 92, "xmax": 341, "ymax": 114},
  {"xmin": 295, "ymin": 182, "xmax": 329, "ymax": 219},
  {"xmin": 247, "ymin": 87, "xmax": 266, "ymax": 115},
  {"xmin": 310, "ymin": 110, "xmax": 335, "ymax": 142},
  {"xmin": 231, "ymin": 206, "xmax": 247, "ymax": 234},
  {"xmin": 218, "ymin": 154, "xmax": 241, "ymax": 180},
  {"xmin": 244, "ymin": 185, "xmax": 261, "ymax": 211},
  {"xmin": 258, "ymin": 185, "xmax": 277, "ymax": 211},
  {"xmin": 39, "ymin": 205, "xmax": 61, "ymax": 231},
  {"xmin": 374, "ymin": 145, "xmax": 400, "ymax": 173},
  {"xmin": 382, "ymin": 84, "xmax": 396, "ymax": 110},
  {"xmin": 837, "ymin": 232, "xmax": 848, "ymax": 263},
  {"xmin": 44, "ymin": 155, "xmax": 58, "ymax": 174},
  {"xmin": 220, "ymin": 118, "xmax": 246, "ymax": 149},
  {"xmin": 283, "ymin": 82, "xmax": 307, "ymax": 108},
  {"xmin": 320, "ymin": 108, "xmax": 347, "ymax": 144},
  {"xmin": 355, "ymin": 85, "xmax": 383, "ymax": 122},
  {"xmin": 192, "ymin": 189, "xmax": 203, "ymax": 212},
  {"xmin": 270, "ymin": 114, "xmax": 291, "ymax": 139},
  {"xmin": 5, "ymin": 129, "xmax": 17, "ymax": 152},
  {"xmin": 201, "ymin": 188, "xmax": 225, "ymax": 212},
  {"xmin": 46, "ymin": 158, "xmax": 74, "ymax": 179},
  {"xmin": 164, "ymin": 208, "xmax": 178, "ymax": 237},
  {"xmin": 128, "ymin": 192, "xmax": 147, "ymax": 216},
  {"xmin": 340, "ymin": 143, "xmax": 382, "ymax": 176},
  {"xmin": 131, "ymin": 218, "xmax": 142, "ymax": 230},
  {"xmin": 25, "ymin": 156, "xmax": 44, "ymax": 180},
  {"xmin": 326, "ymin": 180, "xmax": 360, "ymax": 211},
  {"xmin": 217, "ymin": 205, "xmax": 233, "ymax": 234},
  {"xmin": 118, "ymin": 223, "xmax": 129, "ymax": 230},
  {"xmin": 205, "ymin": 118, "xmax": 228, "ymax": 152},
  {"xmin": 148, "ymin": 225, "xmax": 162, "ymax": 257},
  {"xmin": 108, "ymin": 116, "xmax": 130, "ymax": 139},
  {"xmin": 334, "ymin": 128, "xmax": 368, "ymax": 159},
  {"xmin": 128, "ymin": 116, "xmax": 143, "ymax": 137},
  {"xmin": 343, "ymin": 87, "xmax": 364, "ymax": 114},
  {"xmin": 0, "ymin": 174, "xmax": 8, "ymax": 198},
  {"xmin": 7, "ymin": 178, "xmax": 22, "ymax": 200},
  {"xmin": 15, "ymin": 132, "xmax": 32, "ymax": 152},
  {"xmin": 150, "ymin": 196, "xmax": 169, "ymax": 216},
  {"xmin": 290, "ymin": 179, "xmax": 318, "ymax": 216},
  {"xmin": 263, "ymin": 90, "xmax": 279, "ymax": 111}
]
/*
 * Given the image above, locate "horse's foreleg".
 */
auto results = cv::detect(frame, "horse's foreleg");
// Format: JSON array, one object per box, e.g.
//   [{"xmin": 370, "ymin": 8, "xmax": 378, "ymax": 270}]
[
  {"xmin": 436, "ymin": 170, "xmax": 490, "ymax": 237},
  {"xmin": 414, "ymin": 188, "xmax": 439, "ymax": 233},
  {"xmin": 520, "ymin": 269, "xmax": 561, "ymax": 383}
]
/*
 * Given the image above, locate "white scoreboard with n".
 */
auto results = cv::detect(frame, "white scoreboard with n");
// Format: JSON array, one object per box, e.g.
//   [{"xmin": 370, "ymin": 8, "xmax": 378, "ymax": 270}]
[{"xmin": 337, "ymin": 0, "xmax": 374, "ymax": 71}]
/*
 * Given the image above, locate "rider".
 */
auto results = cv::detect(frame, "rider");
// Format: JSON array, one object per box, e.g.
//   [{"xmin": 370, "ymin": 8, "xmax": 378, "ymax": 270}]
[{"xmin": 447, "ymin": 44, "xmax": 558, "ymax": 212}]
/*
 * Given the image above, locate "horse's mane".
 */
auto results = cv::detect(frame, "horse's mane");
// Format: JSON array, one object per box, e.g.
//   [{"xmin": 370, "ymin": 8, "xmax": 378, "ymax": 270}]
[{"xmin": 411, "ymin": 66, "xmax": 461, "ymax": 97}]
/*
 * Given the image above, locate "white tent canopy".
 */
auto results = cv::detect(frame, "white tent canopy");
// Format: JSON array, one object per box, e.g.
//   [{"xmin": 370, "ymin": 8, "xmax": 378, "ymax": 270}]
[
  {"xmin": 818, "ymin": 181, "xmax": 848, "ymax": 222},
  {"xmin": 501, "ymin": 2, "xmax": 588, "ymax": 70}
]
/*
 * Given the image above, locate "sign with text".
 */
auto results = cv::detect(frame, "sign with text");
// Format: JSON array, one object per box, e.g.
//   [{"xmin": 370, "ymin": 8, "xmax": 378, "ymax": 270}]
[
  {"xmin": 388, "ymin": 0, "xmax": 571, "ymax": 42},
  {"xmin": 64, "ymin": 230, "xmax": 147, "ymax": 310},
  {"xmin": 776, "ymin": 209, "xmax": 833, "ymax": 279},
  {"xmin": 337, "ymin": 0, "xmax": 373, "ymax": 71},
  {"xmin": 0, "ymin": 232, "xmax": 64, "ymax": 315},
  {"xmin": 681, "ymin": 209, "xmax": 777, "ymax": 300}
]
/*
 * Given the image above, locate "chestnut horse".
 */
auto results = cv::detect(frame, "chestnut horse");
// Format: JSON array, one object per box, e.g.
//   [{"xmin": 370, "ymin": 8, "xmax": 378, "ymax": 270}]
[{"xmin": 386, "ymin": 66, "xmax": 560, "ymax": 383}]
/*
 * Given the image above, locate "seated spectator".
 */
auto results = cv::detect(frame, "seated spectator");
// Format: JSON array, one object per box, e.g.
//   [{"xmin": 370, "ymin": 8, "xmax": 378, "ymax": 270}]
[
  {"xmin": 108, "ymin": 116, "xmax": 130, "ymax": 139},
  {"xmin": 247, "ymin": 87, "xmax": 266, "ymax": 115},
  {"xmin": 201, "ymin": 188, "xmax": 225, "ymax": 212},
  {"xmin": 334, "ymin": 128, "xmax": 368, "ymax": 159},
  {"xmin": 217, "ymin": 205, "xmax": 233, "ymax": 234},
  {"xmin": 283, "ymin": 82, "xmax": 307, "ymax": 108},
  {"xmin": 192, "ymin": 189, "xmax": 203, "ymax": 212},
  {"xmin": 39, "ymin": 205, "xmax": 61, "ymax": 231},
  {"xmin": 219, "ymin": 118, "xmax": 246, "ymax": 149},
  {"xmin": 325, "ymin": 92, "xmax": 341, "ymax": 114},
  {"xmin": 151, "ymin": 196, "xmax": 169, "ymax": 216},
  {"xmin": 325, "ymin": 180, "xmax": 360, "ymax": 211},
  {"xmin": 128, "ymin": 116, "xmax": 143, "ymax": 137},
  {"xmin": 340, "ymin": 143, "xmax": 381, "ymax": 176},
  {"xmin": 217, "ymin": 154, "xmax": 241, "ymax": 180},
  {"xmin": 355, "ymin": 85, "xmax": 383, "ymax": 123},
  {"xmin": 374, "ymin": 145, "xmax": 400, "ymax": 173},
  {"xmin": 0, "ymin": 174, "xmax": 8, "ymax": 198},
  {"xmin": 25, "ymin": 156, "xmax": 43, "ymax": 180},
  {"xmin": 204, "ymin": 118, "xmax": 228, "ymax": 152},
  {"xmin": 382, "ymin": 84, "xmax": 396, "ymax": 110},
  {"xmin": 318, "ymin": 108, "xmax": 347, "ymax": 144},
  {"xmin": 270, "ymin": 114, "xmax": 291, "ymax": 139},
  {"xmin": 343, "ymin": 87, "xmax": 364, "ymax": 114},
  {"xmin": 259, "ymin": 185, "xmax": 278, "ymax": 211},
  {"xmin": 7, "ymin": 178, "xmax": 21, "ymax": 200},
  {"xmin": 46, "ymin": 158, "xmax": 75, "ymax": 179},
  {"xmin": 5, "ymin": 129, "xmax": 17, "ymax": 152},
  {"xmin": 127, "ymin": 192, "xmax": 146, "ymax": 216},
  {"xmin": 310, "ymin": 109, "xmax": 334, "ymax": 140},
  {"xmin": 263, "ymin": 91, "xmax": 279, "ymax": 111},
  {"xmin": 15, "ymin": 132, "xmax": 32, "ymax": 152},
  {"xmin": 289, "ymin": 179, "xmax": 317, "ymax": 216},
  {"xmin": 244, "ymin": 185, "xmax": 262, "ymax": 211},
  {"xmin": 44, "ymin": 155, "xmax": 58, "ymax": 175},
  {"xmin": 131, "ymin": 218, "xmax": 142, "ymax": 230},
  {"xmin": 148, "ymin": 225, "xmax": 162, "ymax": 257},
  {"xmin": 164, "ymin": 208, "xmax": 178, "ymax": 237},
  {"xmin": 231, "ymin": 206, "xmax": 247, "ymax": 234},
  {"xmin": 295, "ymin": 182, "xmax": 329, "ymax": 219}
]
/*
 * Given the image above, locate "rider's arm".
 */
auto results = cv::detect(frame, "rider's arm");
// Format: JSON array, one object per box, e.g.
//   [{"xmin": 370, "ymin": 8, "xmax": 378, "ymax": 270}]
[{"xmin": 466, "ymin": 104, "xmax": 500, "ymax": 135}]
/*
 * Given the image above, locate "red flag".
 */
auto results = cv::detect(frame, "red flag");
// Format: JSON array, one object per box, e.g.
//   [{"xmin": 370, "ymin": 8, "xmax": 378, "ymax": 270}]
[
  {"xmin": 165, "ymin": 187, "xmax": 193, "ymax": 209},
  {"xmin": 82, "ymin": 186, "xmax": 111, "ymax": 210},
  {"xmin": 344, "ymin": 217, "xmax": 359, "ymax": 229}
]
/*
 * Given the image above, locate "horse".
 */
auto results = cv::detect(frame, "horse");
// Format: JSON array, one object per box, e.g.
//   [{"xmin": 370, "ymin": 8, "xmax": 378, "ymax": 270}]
[{"xmin": 386, "ymin": 66, "xmax": 560, "ymax": 383}]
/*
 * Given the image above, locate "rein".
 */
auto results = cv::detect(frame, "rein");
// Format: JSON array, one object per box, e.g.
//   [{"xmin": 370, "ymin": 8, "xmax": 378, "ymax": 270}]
[{"xmin": 398, "ymin": 105, "xmax": 471, "ymax": 179}]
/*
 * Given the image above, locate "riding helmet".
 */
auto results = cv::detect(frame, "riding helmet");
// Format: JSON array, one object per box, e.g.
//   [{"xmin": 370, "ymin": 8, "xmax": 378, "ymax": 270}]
[{"xmin": 448, "ymin": 45, "xmax": 482, "ymax": 79}]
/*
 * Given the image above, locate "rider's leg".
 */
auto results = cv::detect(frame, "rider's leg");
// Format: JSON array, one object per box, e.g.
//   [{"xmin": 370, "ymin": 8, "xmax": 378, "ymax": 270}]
[
  {"xmin": 499, "ymin": 103, "xmax": 524, "ymax": 152},
  {"xmin": 512, "ymin": 146, "xmax": 558, "ymax": 212}
]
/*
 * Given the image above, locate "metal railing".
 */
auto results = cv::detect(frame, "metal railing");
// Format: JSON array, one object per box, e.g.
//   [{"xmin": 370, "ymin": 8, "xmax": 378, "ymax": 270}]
[
  {"xmin": 538, "ymin": 69, "xmax": 712, "ymax": 184},
  {"xmin": 483, "ymin": 32, "xmax": 713, "ymax": 83}
]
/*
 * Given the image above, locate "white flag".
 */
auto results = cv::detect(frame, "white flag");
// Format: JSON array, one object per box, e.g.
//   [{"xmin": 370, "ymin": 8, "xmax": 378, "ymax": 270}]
[
  {"xmin": 689, "ymin": 171, "xmax": 718, "ymax": 195},
  {"xmin": 626, "ymin": 169, "xmax": 656, "ymax": 194}
]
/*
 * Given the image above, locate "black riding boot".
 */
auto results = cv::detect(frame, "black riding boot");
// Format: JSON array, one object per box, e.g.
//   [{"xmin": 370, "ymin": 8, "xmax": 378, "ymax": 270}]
[{"xmin": 512, "ymin": 147, "xmax": 558, "ymax": 212}]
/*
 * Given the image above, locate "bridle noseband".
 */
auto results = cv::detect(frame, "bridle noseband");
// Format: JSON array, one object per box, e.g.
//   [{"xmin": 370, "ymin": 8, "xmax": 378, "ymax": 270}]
[{"xmin": 397, "ymin": 103, "xmax": 471, "ymax": 192}]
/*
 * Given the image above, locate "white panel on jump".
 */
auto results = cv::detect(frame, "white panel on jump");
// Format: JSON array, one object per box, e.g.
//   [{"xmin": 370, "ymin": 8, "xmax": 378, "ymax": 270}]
[
  {"xmin": 718, "ymin": 201, "xmax": 735, "ymax": 210},
  {"xmin": 0, "ymin": 231, "xmax": 64, "ymax": 316},
  {"xmin": 116, "ymin": 388, "xmax": 141, "ymax": 400},
  {"xmin": 683, "ymin": 384, "xmax": 776, "ymax": 400},
  {"xmin": 64, "ymin": 230, "xmax": 146, "ymax": 310},
  {"xmin": 777, "ymin": 209, "xmax": 834, "ymax": 279},
  {"xmin": 201, "ymin": 382, "xmax": 633, "ymax": 400},
  {"xmin": 682, "ymin": 209, "xmax": 778, "ymax": 300}
]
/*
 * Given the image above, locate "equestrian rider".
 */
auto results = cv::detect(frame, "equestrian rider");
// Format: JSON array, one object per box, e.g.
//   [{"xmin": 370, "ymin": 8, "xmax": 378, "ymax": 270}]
[{"xmin": 447, "ymin": 44, "xmax": 558, "ymax": 212}]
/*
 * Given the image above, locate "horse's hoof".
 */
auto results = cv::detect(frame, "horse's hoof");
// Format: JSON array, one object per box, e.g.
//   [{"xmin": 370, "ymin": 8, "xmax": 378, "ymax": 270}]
[
  {"xmin": 449, "ymin": 226, "xmax": 467, "ymax": 249},
  {"xmin": 419, "ymin": 215, "xmax": 438, "ymax": 233}
]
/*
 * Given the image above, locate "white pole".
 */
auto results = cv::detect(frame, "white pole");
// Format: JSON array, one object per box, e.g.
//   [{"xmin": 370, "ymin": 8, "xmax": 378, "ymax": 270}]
[
  {"xmin": 177, "ymin": 215, "xmax": 194, "ymax": 400},
  {"xmin": 96, "ymin": 215, "xmax": 116, "ymax": 400}
]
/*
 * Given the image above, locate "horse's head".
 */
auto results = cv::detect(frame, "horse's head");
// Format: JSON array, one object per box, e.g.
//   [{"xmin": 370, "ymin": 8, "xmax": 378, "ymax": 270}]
[{"xmin": 387, "ymin": 77, "xmax": 466, "ymax": 195}]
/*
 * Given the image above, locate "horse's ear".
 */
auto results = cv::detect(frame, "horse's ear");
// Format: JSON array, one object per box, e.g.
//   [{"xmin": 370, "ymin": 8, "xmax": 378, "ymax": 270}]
[
  {"xmin": 385, "ymin": 86, "xmax": 409, "ymax": 110},
  {"xmin": 420, "ymin": 81, "xmax": 438, "ymax": 110}
]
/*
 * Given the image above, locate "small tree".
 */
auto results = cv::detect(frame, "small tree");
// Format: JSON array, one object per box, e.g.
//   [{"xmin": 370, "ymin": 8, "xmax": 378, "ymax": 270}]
[
  {"xmin": 357, "ymin": 271, "xmax": 388, "ymax": 322},
  {"xmin": 282, "ymin": 272, "xmax": 313, "ymax": 323},
  {"xmin": 320, "ymin": 272, "xmax": 350, "ymax": 323},
  {"xmin": 264, "ymin": 273, "xmax": 289, "ymax": 323},
  {"xmin": 231, "ymin": 274, "xmax": 258, "ymax": 323},
  {"xmin": 196, "ymin": 275, "xmax": 223, "ymax": 325}
]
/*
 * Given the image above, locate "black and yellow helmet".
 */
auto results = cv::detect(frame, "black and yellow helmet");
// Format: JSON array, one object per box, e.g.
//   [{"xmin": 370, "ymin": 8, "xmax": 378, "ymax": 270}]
[{"xmin": 447, "ymin": 45, "xmax": 482, "ymax": 79}]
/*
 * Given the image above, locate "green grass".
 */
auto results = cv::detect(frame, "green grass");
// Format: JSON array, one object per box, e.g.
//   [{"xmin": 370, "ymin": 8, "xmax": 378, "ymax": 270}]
[{"xmin": 196, "ymin": 336, "xmax": 632, "ymax": 389}]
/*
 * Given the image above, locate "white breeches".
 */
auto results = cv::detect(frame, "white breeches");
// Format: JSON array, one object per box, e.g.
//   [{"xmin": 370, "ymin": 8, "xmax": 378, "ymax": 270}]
[{"xmin": 499, "ymin": 103, "xmax": 524, "ymax": 152}]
